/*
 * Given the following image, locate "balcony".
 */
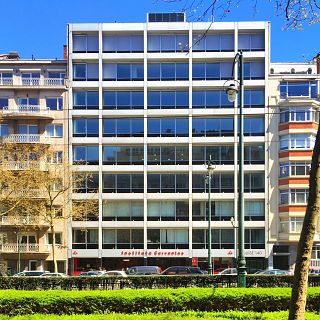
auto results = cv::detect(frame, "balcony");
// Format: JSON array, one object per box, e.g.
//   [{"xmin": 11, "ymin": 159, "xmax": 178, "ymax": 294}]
[
  {"xmin": 43, "ymin": 78, "xmax": 64, "ymax": 86},
  {"xmin": 1, "ymin": 134, "xmax": 51, "ymax": 144},
  {"xmin": 3, "ymin": 160, "xmax": 48, "ymax": 171},
  {"xmin": 0, "ymin": 215, "xmax": 48, "ymax": 226},
  {"xmin": 2, "ymin": 188, "xmax": 46, "ymax": 199},
  {"xmin": 0, "ymin": 78, "xmax": 64, "ymax": 88},
  {"xmin": 21, "ymin": 78, "xmax": 64, "ymax": 87},
  {"xmin": 2, "ymin": 105, "xmax": 54, "ymax": 120},
  {"xmin": 0, "ymin": 243, "xmax": 51, "ymax": 253},
  {"xmin": 0, "ymin": 78, "xmax": 13, "ymax": 85}
]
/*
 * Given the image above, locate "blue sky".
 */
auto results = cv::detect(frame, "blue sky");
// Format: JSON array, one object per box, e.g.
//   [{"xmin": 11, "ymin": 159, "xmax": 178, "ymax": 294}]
[{"xmin": 0, "ymin": 0, "xmax": 318, "ymax": 61}]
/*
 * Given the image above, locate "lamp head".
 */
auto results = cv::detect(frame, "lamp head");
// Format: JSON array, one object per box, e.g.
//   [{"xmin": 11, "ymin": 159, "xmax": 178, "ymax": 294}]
[
  {"xmin": 207, "ymin": 161, "xmax": 216, "ymax": 174},
  {"xmin": 226, "ymin": 83, "xmax": 238, "ymax": 102}
]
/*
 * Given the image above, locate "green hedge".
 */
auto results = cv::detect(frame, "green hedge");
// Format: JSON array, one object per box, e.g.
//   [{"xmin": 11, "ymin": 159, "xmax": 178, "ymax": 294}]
[
  {"xmin": 0, "ymin": 312, "xmax": 318, "ymax": 320},
  {"xmin": 0, "ymin": 288, "xmax": 319, "ymax": 315},
  {"xmin": 1, "ymin": 275, "xmax": 320, "ymax": 290}
]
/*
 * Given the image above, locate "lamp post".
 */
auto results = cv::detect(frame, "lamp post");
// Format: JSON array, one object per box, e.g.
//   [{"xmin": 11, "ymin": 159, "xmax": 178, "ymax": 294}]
[
  {"xmin": 206, "ymin": 156, "xmax": 216, "ymax": 275},
  {"xmin": 225, "ymin": 51, "xmax": 246, "ymax": 287}
]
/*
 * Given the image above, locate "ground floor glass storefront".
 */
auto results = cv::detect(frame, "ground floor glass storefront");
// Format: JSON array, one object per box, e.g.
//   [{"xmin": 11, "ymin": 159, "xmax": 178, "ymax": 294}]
[{"xmin": 69, "ymin": 256, "xmax": 267, "ymax": 275}]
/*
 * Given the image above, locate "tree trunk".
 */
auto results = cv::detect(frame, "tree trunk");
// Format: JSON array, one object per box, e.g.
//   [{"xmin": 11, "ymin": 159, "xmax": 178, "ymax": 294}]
[
  {"xmin": 50, "ymin": 225, "xmax": 58, "ymax": 273},
  {"xmin": 289, "ymin": 127, "xmax": 320, "ymax": 319}
]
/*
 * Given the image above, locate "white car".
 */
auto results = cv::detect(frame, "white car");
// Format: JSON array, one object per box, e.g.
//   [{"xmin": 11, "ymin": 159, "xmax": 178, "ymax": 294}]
[
  {"xmin": 104, "ymin": 270, "xmax": 128, "ymax": 277},
  {"xmin": 40, "ymin": 272, "xmax": 68, "ymax": 277},
  {"xmin": 218, "ymin": 268, "xmax": 238, "ymax": 275}
]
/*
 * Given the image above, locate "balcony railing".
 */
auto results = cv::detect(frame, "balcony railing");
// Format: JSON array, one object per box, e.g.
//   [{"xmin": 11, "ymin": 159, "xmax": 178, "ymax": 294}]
[
  {"xmin": 310, "ymin": 259, "xmax": 320, "ymax": 268},
  {"xmin": 0, "ymin": 215, "xmax": 46, "ymax": 225},
  {"xmin": 2, "ymin": 105, "xmax": 52, "ymax": 118},
  {"xmin": 0, "ymin": 78, "xmax": 13, "ymax": 85},
  {"xmin": 0, "ymin": 78, "xmax": 65, "ymax": 87},
  {"xmin": 2, "ymin": 188, "xmax": 46, "ymax": 199},
  {"xmin": 2, "ymin": 134, "xmax": 50, "ymax": 144},
  {"xmin": 21, "ymin": 78, "xmax": 40, "ymax": 86},
  {"xmin": 0, "ymin": 243, "xmax": 51, "ymax": 253},
  {"xmin": 43, "ymin": 78, "xmax": 64, "ymax": 86},
  {"xmin": 2, "ymin": 160, "xmax": 48, "ymax": 171}
]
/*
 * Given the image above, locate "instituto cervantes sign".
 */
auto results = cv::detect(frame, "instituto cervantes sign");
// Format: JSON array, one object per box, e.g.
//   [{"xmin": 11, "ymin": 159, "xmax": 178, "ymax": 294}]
[{"xmin": 120, "ymin": 250, "xmax": 186, "ymax": 256}]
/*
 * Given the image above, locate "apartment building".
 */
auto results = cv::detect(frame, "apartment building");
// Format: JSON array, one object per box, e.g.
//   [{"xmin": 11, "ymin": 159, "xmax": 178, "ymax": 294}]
[
  {"xmin": 0, "ymin": 52, "xmax": 68, "ymax": 274},
  {"xmin": 68, "ymin": 14, "xmax": 270, "ymax": 274},
  {"xmin": 268, "ymin": 62, "xmax": 320, "ymax": 271}
]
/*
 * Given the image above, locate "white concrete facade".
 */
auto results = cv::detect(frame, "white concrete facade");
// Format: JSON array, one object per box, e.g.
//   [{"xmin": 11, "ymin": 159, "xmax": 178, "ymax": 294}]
[{"xmin": 68, "ymin": 19, "xmax": 270, "ymax": 273}]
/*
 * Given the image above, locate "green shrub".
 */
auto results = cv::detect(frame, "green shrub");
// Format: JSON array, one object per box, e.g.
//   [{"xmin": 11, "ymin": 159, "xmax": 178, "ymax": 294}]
[
  {"xmin": 1, "ymin": 275, "xmax": 320, "ymax": 291},
  {"xmin": 0, "ymin": 288, "xmax": 319, "ymax": 315}
]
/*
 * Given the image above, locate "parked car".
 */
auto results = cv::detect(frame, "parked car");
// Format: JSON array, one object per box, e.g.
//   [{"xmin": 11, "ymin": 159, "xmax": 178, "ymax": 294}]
[
  {"xmin": 217, "ymin": 268, "xmax": 238, "ymax": 275},
  {"xmin": 13, "ymin": 271, "xmax": 49, "ymax": 277},
  {"xmin": 104, "ymin": 270, "xmax": 127, "ymax": 277},
  {"xmin": 40, "ymin": 272, "xmax": 68, "ymax": 277},
  {"xmin": 161, "ymin": 266, "xmax": 204, "ymax": 275},
  {"xmin": 127, "ymin": 266, "xmax": 161, "ymax": 275},
  {"xmin": 309, "ymin": 269, "xmax": 320, "ymax": 275},
  {"xmin": 79, "ymin": 270, "xmax": 106, "ymax": 277},
  {"xmin": 255, "ymin": 269, "xmax": 291, "ymax": 275}
]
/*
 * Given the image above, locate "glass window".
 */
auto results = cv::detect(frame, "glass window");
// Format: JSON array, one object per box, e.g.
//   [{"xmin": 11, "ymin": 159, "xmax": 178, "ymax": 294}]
[
  {"xmin": 73, "ymin": 119, "xmax": 99, "ymax": 137},
  {"xmin": 0, "ymin": 124, "xmax": 9, "ymax": 136},
  {"xmin": 73, "ymin": 63, "xmax": 99, "ymax": 81},
  {"xmin": 244, "ymin": 172, "xmax": 264, "ymax": 193},
  {"xmin": 103, "ymin": 118, "xmax": 143, "ymax": 137},
  {"xmin": 239, "ymin": 33, "xmax": 264, "ymax": 51},
  {"xmin": 192, "ymin": 33, "xmax": 234, "ymax": 52},
  {"xmin": 103, "ymin": 35, "xmax": 143, "ymax": 53},
  {"xmin": 103, "ymin": 91, "xmax": 143, "ymax": 110},
  {"xmin": 192, "ymin": 118, "xmax": 233, "ymax": 137},
  {"xmin": 73, "ymin": 146, "xmax": 99, "ymax": 165},
  {"xmin": 244, "ymin": 90, "xmax": 265, "ymax": 107},
  {"xmin": 45, "ymin": 124, "xmax": 63, "ymax": 137},
  {"xmin": 0, "ymin": 98, "xmax": 8, "ymax": 109},
  {"xmin": 147, "ymin": 34, "xmax": 189, "ymax": 52},
  {"xmin": 147, "ymin": 63, "xmax": 188, "ymax": 81},
  {"xmin": 243, "ymin": 118, "xmax": 264, "ymax": 136},
  {"xmin": 103, "ymin": 146, "xmax": 144, "ymax": 165},
  {"xmin": 245, "ymin": 201, "xmax": 264, "ymax": 220},
  {"xmin": 73, "ymin": 34, "xmax": 99, "ymax": 52},
  {"xmin": 280, "ymin": 134, "xmax": 315, "ymax": 150},
  {"xmin": 147, "ymin": 118, "xmax": 188, "ymax": 137},
  {"xmin": 46, "ymin": 97, "xmax": 63, "ymax": 110},
  {"xmin": 103, "ymin": 64, "xmax": 143, "ymax": 81},
  {"xmin": 103, "ymin": 174, "xmax": 144, "ymax": 193},
  {"xmin": 244, "ymin": 61, "xmax": 265, "ymax": 79}
]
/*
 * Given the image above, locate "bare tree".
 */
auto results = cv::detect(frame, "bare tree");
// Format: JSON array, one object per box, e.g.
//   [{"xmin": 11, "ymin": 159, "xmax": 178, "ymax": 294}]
[
  {"xmin": 0, "ymin": 143, "xmax": 96, "ymax": 273},
  {"xmin": 288, "ymin": 127, "xmax": 320, "ymax": 319},
  {"xmin": 156, "ymin": 0, "xmax": 320, "ymax": 29}
]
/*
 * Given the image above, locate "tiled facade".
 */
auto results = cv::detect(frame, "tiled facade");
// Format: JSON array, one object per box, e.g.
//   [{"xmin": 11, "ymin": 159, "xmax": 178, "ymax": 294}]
[
  {"xmin": 268, "ymin": 62, "xmax": 320, "ymax": 270},
  {"xmin": 0, "ymin": 55, "xmax": 68, "ymax": 274}
]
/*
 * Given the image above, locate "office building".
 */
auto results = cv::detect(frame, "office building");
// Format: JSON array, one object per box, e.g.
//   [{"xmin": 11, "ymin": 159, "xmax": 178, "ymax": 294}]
[{"xmin": 68, "ymin": 14, "xmax": 270, "ymax": 273}]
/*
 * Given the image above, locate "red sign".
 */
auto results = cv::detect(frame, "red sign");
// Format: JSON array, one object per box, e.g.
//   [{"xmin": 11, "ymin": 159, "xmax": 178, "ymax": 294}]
[
  {"xmin": 227, "ymin": 250, "xmax": 234, "ymax": 255},
  {"xmin": 120, "ymin": 250, "xmax": 185, "ymax": 257},
  {"xmin": 72, "ymin": 250, "xmax": 78, "ymax": 256},
  {"xmin": 191, "ymin": 257, "xmax": 198, "ymax": 267}
]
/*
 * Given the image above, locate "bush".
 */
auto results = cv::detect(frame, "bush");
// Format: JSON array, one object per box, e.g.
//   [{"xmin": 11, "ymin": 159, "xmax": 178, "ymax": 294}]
[
  {"xmin": 2, "ymin": 275, "xmax": 320, "ymax": 291},
  {"xmin": 0, "ymin": 288, "xmax": 319, "ymax": 315}
]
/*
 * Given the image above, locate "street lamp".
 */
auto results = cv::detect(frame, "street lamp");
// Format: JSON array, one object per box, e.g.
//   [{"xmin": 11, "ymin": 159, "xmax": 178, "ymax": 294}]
[
  {"xmin": 225, "ymin": 51, "xmax": 246, "ymax": 288},
  {"xmin": 206, "ymin": 156, "xmax": 216, "ymax": 275}
]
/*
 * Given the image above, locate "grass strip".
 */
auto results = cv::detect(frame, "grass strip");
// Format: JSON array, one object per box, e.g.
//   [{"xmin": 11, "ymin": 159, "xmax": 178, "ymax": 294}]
[{"xmin": 0, "ymin": 311, "xmax": 319, "ymax": 320}]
